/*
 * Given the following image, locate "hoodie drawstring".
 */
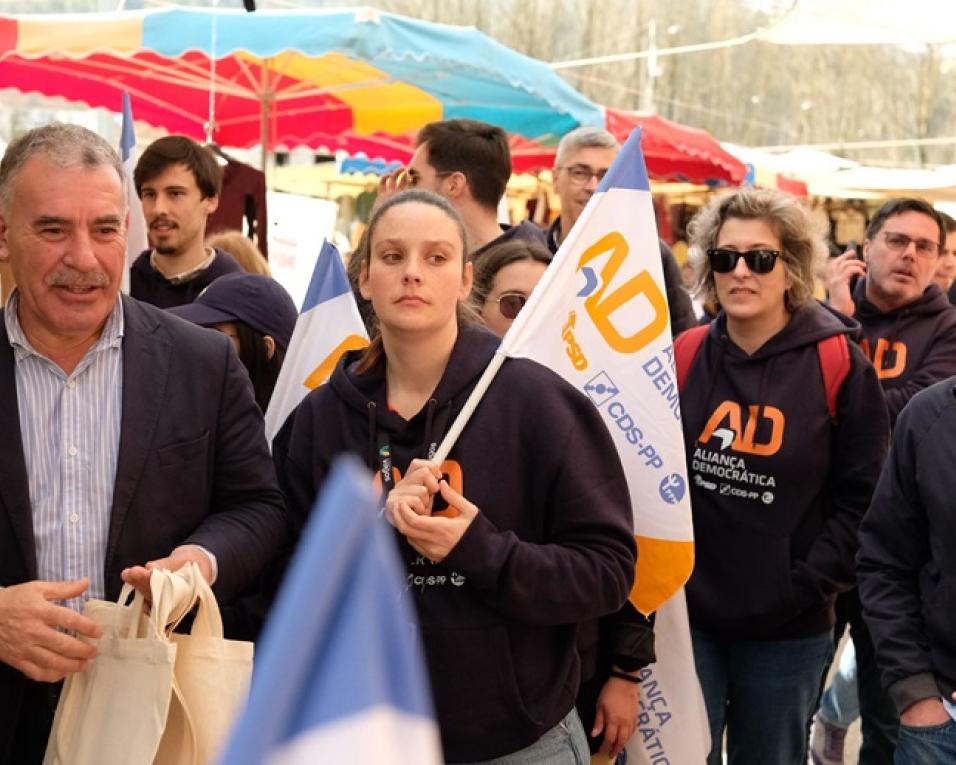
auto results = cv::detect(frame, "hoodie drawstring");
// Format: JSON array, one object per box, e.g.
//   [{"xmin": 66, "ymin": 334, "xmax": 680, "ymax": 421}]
[
  {"xmin": 366, "ymin": 401, "xmax": 378, "ymax": 468},
  {"xmin": 423, "ymin": 398, "xmax": 439, "ymax": 459}
]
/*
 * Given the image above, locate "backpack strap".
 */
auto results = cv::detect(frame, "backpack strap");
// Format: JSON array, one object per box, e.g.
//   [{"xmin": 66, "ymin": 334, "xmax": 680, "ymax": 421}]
[
  {"xmin": 674, "ymin": 325, "xmax": 709, "ymax": 393},
  {"xmin": 816, "ymin": 333, "xmax": 851, "ymax": 421}
]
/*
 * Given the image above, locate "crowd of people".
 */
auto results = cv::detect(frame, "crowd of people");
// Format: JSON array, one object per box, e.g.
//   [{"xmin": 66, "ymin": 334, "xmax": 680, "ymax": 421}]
[{"xmin": 0, "ymin": 114, "xmax": 955, "ymax": 765}]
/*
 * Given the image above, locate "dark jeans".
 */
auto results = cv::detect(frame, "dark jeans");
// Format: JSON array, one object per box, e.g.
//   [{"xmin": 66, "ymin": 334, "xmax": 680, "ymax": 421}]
[
  {"xmin": 895, "ymin": 719, "xmax": 956, "ymax": 764},
  {"xmin": 692, "ymin": 628, "xmax": 833, "ymax": 765},
  {"xmin": 834, "ymin": 589, "xmax": 899, "ymax": 764}
]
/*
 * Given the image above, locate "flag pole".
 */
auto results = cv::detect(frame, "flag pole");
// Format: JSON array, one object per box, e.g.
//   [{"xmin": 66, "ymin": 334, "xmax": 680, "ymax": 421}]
[{"xmin": 431, "ymin": 350, "xmax": 508, "ymax": 464}]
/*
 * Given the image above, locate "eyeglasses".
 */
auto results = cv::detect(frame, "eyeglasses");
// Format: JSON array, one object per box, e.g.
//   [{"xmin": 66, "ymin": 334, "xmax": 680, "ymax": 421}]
[
  {"xmin": 558, "ymin": 164, "xmax": 607, "ymax": 185},
  {"xmin": 406, "ymin": 170, "xmax": 452, "ymax": 188},
  {"xmin": 707, "ymin": 248, "xmax": 781, "ymax": 275},
  {"xmin": 881, "ymin": 231, "xmax": 940, "ymax": 258},
  {"xmin": 491, "ymin": 292, "xmax": 528, "ymax": 320}
]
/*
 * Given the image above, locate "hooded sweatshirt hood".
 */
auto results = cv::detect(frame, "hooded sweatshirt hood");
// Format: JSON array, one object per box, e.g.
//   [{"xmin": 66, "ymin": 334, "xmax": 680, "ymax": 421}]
[
  {"xmin": 330, "ymin": 324, "xmax": 499, "ymax": 469},
  {"xmin": 681, "ymin": 300, "xmax": 889, "ymax": 639}
]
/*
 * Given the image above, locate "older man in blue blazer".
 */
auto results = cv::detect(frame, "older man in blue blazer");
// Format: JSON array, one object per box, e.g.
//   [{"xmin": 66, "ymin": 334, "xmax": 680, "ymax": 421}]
[{"xmin": 0, "ymin": 123, "xmax": 289, "ymax": 764}]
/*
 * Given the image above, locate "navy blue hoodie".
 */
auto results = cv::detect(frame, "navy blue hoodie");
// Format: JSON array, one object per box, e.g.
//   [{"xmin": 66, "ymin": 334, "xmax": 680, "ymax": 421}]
[
  {"xmin": 130, "ymin": 247, "xmax": 242, "ymax": 309},
  {"xmin": 852, "ymin": 280, "xmax": 956, "ymax": 424},
  {"xmin": 680, "ymin": 301, "xmax": 889, "ymax": 639},
  {"xmin": 274, "ymin": 325, "xmax": 635, "ymax": 762}
]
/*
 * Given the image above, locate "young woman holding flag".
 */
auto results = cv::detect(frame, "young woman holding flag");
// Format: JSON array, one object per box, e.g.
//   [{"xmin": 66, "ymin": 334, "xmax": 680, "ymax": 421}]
[
  {"xmin": 677, "ymin": 188, "xmax": 889, "ymax": 765},
  {"xmin": 273, "ymin": 190, "xmax": 636, "ymax": 764}
]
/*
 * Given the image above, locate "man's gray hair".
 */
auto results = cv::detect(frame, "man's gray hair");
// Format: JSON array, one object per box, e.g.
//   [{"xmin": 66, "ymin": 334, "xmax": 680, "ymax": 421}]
[
  {"xmin": 555, "ymin": 126, "xmax": 620, "ymax": 169},
  {"xmin": 0, "ymin": 122, "xmax": 126, "ymax": 213}
]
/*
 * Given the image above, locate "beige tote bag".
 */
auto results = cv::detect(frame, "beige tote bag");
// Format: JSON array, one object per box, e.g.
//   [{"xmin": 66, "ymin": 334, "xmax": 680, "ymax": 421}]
[
  {"xmin": 43, "ymin": 583, "xmax": 176, "ymax": 765},
  {"xmin": 154, "ymin": 564, "xmax": 255, "ymax": 765}
]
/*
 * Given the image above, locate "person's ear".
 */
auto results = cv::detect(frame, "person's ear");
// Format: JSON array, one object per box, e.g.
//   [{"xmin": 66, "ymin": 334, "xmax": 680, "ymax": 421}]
[
  {"xmin": 459, "ymin": 260, "xmax": 474, "ymax": 300},
  {"xmin": 203, "ymin": 194, "xmax": 220, "ymax": 215},
  {"xmin": 444, "ymin": 171, "xmax": 467, "ymax": 200},
  {"xmin": 263, "ymin": 334, "xmax": 276, "ymax": 360},
  {"xmin": 862, "ymin": 239, "xmax": 871, "ymax": 263},
  {"xmin": 358, "ymin": 259, "xmax": 372, "ymax": 300},
  {"xmin": 0, "ymin": 213, "xmax": 9, "ymax": 263}
]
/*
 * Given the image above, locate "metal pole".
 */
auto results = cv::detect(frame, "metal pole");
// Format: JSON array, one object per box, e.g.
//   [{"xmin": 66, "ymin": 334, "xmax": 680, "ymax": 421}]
[
  {"xmin": 205, "ymin": 0, "xmax": 220, "ymax": 144},
  {"xmin": 260, "ymin": 61, "xmax": 270, "ymax": 173}
]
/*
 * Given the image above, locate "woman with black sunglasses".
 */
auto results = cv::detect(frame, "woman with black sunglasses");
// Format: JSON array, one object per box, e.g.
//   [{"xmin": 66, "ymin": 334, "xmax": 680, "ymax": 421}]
[
  {"xmin": 470, "ymin": 240, "xmax": 552, "ymax": 336},
  {"xmin": 677, "ymin": 188, "xmax": 889, "ymax": 765}
]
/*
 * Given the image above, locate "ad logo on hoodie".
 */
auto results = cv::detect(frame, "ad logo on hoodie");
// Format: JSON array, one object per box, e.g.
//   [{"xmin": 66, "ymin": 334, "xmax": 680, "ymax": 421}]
[
  {"xmin": 691, "ymin": 400, "xmax": 781, "ymax": 504},
  {"xmin": 698, "ymin": 401, "xmax": 786, "ymax": 457},
  {"xmin": 859, "ymin": 338, "xmax": 907, "ymax": 380}
]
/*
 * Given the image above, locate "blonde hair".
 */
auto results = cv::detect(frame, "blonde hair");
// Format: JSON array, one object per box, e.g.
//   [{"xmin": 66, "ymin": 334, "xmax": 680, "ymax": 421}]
[
  {"xmin": 688, "ymin": 188, "xmax": 826, "ymax": 312},
  {"xmin": 205, "ymin": 230, "xmax": 270, "ymax": 275}
]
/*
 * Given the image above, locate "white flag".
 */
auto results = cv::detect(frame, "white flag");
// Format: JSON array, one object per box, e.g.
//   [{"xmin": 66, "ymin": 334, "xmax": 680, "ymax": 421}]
[
  {"xmin": 264, "ymin": 241, "xmax": 368, "ymax": 442},
  {"xmin": 438, "ymin": 129, "xmax": 710, "ymax": 763},
  {"xmin": 119, "ymin": 93, "xmax": 147, "ymax": 294}
]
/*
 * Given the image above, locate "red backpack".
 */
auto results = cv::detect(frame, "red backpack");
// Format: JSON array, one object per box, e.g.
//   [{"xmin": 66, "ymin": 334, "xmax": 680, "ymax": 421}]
[{"xmin": 674, "ymin": 325, "xmax": 851, "ymax": 421}]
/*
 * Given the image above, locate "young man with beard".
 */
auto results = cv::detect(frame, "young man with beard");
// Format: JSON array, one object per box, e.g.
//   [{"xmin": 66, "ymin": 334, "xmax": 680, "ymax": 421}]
[{"xmin": 131, "ymin": 135, "xmax": 242, "ymax": 308}]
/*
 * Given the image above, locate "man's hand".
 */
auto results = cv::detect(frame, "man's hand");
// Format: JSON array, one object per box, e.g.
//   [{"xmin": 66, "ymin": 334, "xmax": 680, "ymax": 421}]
[
  {"xmin": 825, "ymin": 250, "xmax": 866, "ymax": 316},
  {"xmin": 592, "ymin": 675, "xmax": 640, "ymax": 759},
  {"xmin": 901, "ymin": 697, "xmax": 951, "ymax": 727},
  {"xmin": 0, "ymin": 579, "xmax": 101, "ymax": 683},
  {"xmin": 372, "ymin": 168, "xmax": 411, "ymax": 213},
  {"xmin": 389, "ymin": 480, "xmax": 479, "ymax": 562},
  {"xmin": 121, "ymin": 545, "xmax": 214, "ymax": 597}
]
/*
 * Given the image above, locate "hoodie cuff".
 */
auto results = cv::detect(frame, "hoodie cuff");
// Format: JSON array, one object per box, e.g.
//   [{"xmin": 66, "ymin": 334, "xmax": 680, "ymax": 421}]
[
  {"xmin": 441, "ymin": 510, "xmax": 507, "ymax": 591},
  {"xmin": 890, "ymin": 673, "xmax": 942, "ymax": 715}
]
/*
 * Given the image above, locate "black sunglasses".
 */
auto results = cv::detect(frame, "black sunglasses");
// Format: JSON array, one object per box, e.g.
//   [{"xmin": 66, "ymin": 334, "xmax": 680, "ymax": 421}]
[
  {"xmin": 492, "ymin": 292, "xmax": 528, "ymax": 320},
  {"xmin": 707, "ymin": 248, "xmax": 781, "ymax": 275}
]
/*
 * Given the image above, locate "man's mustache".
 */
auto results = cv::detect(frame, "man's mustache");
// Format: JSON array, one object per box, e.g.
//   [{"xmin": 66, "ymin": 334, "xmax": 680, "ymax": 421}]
[{"xmin": 45, "ymin": 269, "xmax": 111, "ymax": 288}]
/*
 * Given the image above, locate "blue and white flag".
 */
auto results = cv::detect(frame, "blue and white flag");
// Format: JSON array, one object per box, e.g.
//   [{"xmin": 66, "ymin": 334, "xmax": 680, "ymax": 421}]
[
  {"xmin": 264, "ymin": 241, "xmax": 368, "ymax": 441},
  {"xmin": 219, "ymin": 456, "xmax": 442, "ymax": 765},
  {"xmin": 119, "ymin": 93, "xmax": 147, "ymax": 294},
  {"xmin": 493, "ymin": 129, "xmax": 709, "ymax": 763}
]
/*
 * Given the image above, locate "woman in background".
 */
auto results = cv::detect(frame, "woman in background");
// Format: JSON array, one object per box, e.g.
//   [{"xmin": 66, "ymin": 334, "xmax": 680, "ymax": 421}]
[
  {"xmin": 169, "ymin": 272, "xmax": 296, "ymax": 411},
  {"xmin": 206, "ymin": 229, "xmax": 271, "ymax": 276},
  {"xmin": 469, "ymin": 240, "xmax": 552, "ymax": 336}
]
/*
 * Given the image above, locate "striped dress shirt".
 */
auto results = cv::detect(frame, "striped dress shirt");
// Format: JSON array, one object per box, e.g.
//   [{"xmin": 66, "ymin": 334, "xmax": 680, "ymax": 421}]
[{"xmin": 5, "ymin": 293, "xmax": 124, "ymax": 612}]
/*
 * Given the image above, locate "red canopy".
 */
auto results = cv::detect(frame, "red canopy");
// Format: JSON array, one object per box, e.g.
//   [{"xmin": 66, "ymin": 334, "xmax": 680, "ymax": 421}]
[
  {"xmin": 318, "ymin": 110, "xmax": 745, "ymax": 186},
  {"xmin": 605, "ymin": 110, "xmax": 746, "ymax": 186}
]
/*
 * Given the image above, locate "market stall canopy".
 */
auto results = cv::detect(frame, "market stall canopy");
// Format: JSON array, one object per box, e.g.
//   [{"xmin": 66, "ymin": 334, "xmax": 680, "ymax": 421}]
[
  {"xmin": 607, "ymin": 110, "xmax": 746, "ymax": 186},
  {"xmin": 757, "ymin": 0, "xmax": 956, "ymax": 45},
  {"xmin": 823, "ymin": 164, "xmax": 956, "ymax": 203},
  {"xmin": 721, "ymin": 142, "xmax": 956, "ymax": 201},
  {"xmin": 297, "ymin": 110, "xmax": 746, "ymax": 185},
  {"xmin": 0, "ymin": 6, "xmax": 604, "ymax": 154}
]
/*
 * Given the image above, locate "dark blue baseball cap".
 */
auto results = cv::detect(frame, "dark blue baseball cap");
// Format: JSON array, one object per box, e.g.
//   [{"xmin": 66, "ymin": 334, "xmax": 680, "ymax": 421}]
[{"xmin": 168, "ymin": 273, "xmax": 298, "ymax": 349}]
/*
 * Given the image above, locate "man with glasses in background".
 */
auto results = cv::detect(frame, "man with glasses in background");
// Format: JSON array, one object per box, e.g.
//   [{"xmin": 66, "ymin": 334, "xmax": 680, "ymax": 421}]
[
  {"xmin": 549, "ymin": 127, "xmax": 696, "ymax": 334},
  {"xmin": 827, "ymin": 197, "xmax": 956, "ymax": 423},
  {"xmin": 819, "ymin": 197, "xmax": 956, "ymax": 764}
]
